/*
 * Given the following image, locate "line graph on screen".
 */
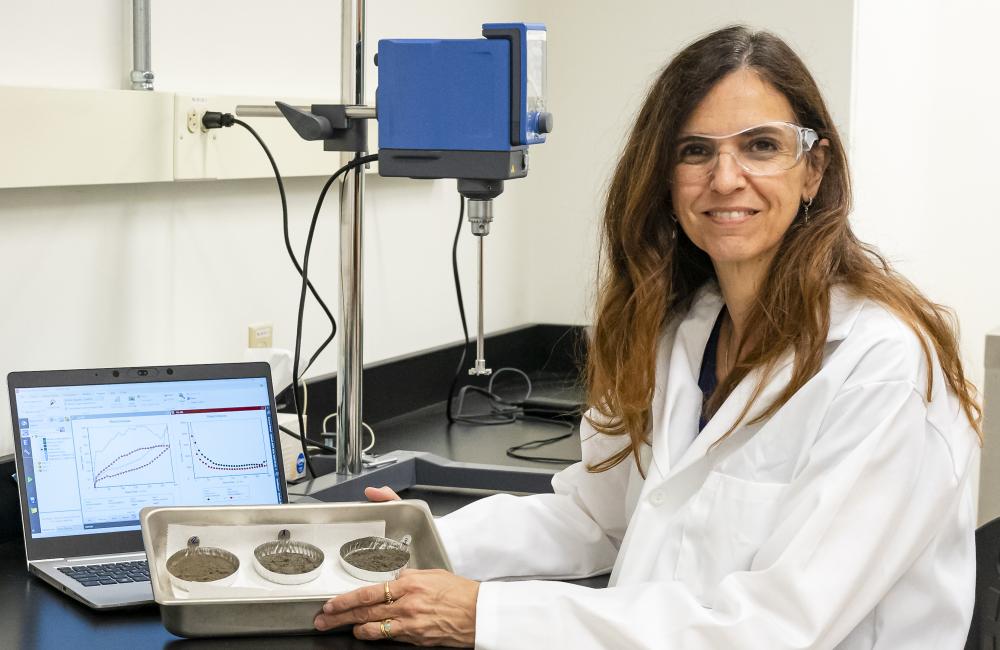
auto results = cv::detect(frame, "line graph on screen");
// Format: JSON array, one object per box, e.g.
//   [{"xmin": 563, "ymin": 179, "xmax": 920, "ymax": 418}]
[
  {"xmin": 85, "ymin": 424, "xmax": 174, "ymax": 488},
  {"xmin": 184, "ymin": 418, "xmax": 269, "ymax": 479}
]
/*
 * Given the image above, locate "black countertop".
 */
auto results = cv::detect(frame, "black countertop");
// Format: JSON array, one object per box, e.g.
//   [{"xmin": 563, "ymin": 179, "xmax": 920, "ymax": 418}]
[{"xmin": 364, "ymin": 400, "xmax": 583, "ymax": 467}]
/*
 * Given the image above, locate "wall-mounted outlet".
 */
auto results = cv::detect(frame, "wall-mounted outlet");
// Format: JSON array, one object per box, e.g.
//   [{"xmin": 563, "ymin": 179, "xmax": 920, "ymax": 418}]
[
  {"xmin": 173, "ymin": 92, "xmax": 349, "ymax": 181},
  {"xmin": 248, "ymin": 322, "xmax": 274, "ymax": 348},
  {"xmin": 186, "ymin": 108, "xmax": 200, "ymax": 134},
  {"xmin": 174, "ymin": 94, "xmax": 218, "ymax": 180}
]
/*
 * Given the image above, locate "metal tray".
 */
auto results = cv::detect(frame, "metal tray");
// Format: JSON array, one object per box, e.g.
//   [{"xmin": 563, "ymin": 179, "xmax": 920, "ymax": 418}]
[{"xmin": 139, "ymin": 501, "xmax": 451, "ymax": 638}]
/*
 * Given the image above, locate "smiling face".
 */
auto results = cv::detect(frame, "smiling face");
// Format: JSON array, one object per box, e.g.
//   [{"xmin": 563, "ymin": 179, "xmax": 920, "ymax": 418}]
[{"xmin": 670, "ymin": 68, "xmax": 825, "ymax": 270}]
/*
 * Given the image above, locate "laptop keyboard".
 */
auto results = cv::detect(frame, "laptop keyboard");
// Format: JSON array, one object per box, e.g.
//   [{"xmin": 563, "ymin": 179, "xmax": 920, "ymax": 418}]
[{"xmin": 57, "ymin": 560, "xmax": 150, "ymax": 587}]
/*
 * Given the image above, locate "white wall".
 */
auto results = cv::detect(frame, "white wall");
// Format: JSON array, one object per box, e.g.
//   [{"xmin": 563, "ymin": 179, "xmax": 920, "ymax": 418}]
[
  {"xmin": 0, "ymin": 1, "xmax": 855, "ymax": 458},
  {"xmin": 851, "ymin": 0, "xmax": 999, "ymax": 389},
  {"xmin": 850, "ymin": 0, "xmax": 1000, "ymax": 522}
]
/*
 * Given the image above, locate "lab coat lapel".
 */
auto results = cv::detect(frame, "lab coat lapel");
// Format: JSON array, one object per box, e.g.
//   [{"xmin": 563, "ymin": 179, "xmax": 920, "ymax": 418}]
[
  {"xmin": 636, "ymin": 354, "xmax": 797, "ymax": 543},
  {"xmin": 650, "ymin": 287, "xmax": 724, "ymax": 476},
  {"xmin": 660, "ymin": 285, "xmax": 863, "ymax": 485},
  {"xmin": 666, "ymin": 353, "xmax": 795, "ymax": 480},
  {"xmin": 648, "ymin": 284, "xmax": 865, "ymax": 513}
]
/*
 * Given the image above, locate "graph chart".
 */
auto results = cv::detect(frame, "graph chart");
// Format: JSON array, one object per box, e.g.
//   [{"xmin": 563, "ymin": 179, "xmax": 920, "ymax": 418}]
[
  {"xmin": 185, "ymin": 418, "xmax": 269, "ymax": 479},
  {"xmin": 85, "ymin": 424, "xmax": 174, "ymax": 488}
]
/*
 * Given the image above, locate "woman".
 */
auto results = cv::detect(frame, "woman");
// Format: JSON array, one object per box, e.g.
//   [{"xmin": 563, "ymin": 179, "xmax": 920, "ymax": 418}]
[{"xmin": 314, "ymin": 26, "xmax": 982, "ymax": 649}]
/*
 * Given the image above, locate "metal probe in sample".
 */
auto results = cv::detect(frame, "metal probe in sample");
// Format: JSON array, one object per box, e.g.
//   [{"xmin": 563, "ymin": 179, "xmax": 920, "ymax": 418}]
[{"xmin": 467, "ymin": 199, "xmax": 493, "ymax": 376}]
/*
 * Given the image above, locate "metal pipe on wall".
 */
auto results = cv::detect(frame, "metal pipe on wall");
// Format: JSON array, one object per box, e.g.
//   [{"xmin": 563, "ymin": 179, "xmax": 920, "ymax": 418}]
[
  {"xmin": 336, "ymin": 0, "xmax": 367, "ymax": 476},
  {"xmin": 130, "ymin": 0, "xmax": 154, "ymax": 90}
]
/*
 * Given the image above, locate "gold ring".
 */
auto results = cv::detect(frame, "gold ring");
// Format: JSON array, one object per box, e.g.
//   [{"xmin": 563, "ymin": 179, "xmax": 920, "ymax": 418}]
[
  {"xmin": 383, "ymin": 581, "xmax": 394, "ymax": 605},
  {"xmin": 380, "ymin": 618, "xmax": 393, "ymax": 640}
]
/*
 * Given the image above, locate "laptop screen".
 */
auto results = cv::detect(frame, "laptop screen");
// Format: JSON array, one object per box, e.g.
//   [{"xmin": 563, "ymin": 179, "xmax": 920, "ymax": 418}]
[{"xmin": 14, "ymin": 375, "xmax": 285, "ymax": 541}]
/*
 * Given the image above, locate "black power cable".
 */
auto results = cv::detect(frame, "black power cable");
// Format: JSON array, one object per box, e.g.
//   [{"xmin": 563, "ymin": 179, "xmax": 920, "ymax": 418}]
[
  {"xmin": 290, "ymin": 153, "xmax": 378, "ymax": 477},
  {"xmin": 506, "ymin": 415, "xmax": 577, "ymax": 464},
  {"xmin": 442, "ymin": 194, "xmax": 580, "ymax": 464},
  {"xmin": 278, "ymin": 425, "xmax": 337, "ymax": 455},
  {"xmin": 445, "ymin": 195, "xmax": 470, "ymax": 423},
  {"xmin": 213, "ymin": 111, "xmax": 574, "ymax": 467},
  {"xmin": 203, "ymin": 110, "xmax": 376, "ymax": 477},
  {"xmin": 228, "ymin": 118, "xmax": 337, "ymax": 376}
]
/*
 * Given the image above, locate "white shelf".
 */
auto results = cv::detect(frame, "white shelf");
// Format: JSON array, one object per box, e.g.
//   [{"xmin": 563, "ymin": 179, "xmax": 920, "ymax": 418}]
[
  {"xmin": 0, "ymin": 86, "xmax": 174, "ymax": 188},
  {"xmin": 0, "ymin": 86, "xmax": 356, "ymax": 189}
]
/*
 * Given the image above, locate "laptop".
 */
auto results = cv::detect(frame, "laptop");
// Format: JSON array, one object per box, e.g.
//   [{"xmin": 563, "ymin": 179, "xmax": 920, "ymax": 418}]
[{"xmin": 8, "ymin": 362, "xmax": 288, "ymax": 609}]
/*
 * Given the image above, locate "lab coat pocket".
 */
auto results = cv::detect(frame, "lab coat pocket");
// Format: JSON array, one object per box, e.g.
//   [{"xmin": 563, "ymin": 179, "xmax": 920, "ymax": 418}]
[{"xmin": 674, "ymin": 470, "xmax": 789, "ymax": 604}]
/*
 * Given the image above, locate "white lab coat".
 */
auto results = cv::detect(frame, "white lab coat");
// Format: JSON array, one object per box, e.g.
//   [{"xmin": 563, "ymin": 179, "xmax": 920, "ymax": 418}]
[{"xmin": 435, "ymin": 284, "xmax": 979, "ymax": 650}]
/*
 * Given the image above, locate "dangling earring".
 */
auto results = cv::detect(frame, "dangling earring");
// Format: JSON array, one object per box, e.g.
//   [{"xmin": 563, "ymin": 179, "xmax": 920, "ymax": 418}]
[
  {"xmin": 670, "ymin": 213, "xmax": 679, "ymax": 240},
  {"xmin": 803, "ymin": 197, "xmax": 814, "ymax": 225}
]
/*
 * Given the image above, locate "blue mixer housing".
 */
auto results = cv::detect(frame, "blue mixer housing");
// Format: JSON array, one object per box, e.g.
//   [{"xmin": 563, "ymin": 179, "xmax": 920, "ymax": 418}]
[
  {"xmin": 377, "ymin": 38, "xmax": 511, "ymax": 152},
  {"xmin": 376, "ymin": 23, "xmax": 551, "ymax": 182}
]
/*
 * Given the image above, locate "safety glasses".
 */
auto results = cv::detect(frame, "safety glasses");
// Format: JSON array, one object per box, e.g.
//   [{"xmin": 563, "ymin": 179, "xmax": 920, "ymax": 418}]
[{"xmin": 672, "ymin": 121, "xmax": 819, "ymax": 182}]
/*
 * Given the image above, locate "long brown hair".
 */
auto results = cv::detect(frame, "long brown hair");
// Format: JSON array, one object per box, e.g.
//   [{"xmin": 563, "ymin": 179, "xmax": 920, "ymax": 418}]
[{"xmin": 586, "ymin": 26, "xmax": 982, "ymax": 473}]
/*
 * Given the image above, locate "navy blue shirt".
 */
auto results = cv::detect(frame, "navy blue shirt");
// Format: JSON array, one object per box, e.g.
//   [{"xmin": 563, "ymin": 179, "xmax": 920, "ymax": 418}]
[{"xmin": 698, "ymin": 308, "xmax": 727, "ymax": 431}]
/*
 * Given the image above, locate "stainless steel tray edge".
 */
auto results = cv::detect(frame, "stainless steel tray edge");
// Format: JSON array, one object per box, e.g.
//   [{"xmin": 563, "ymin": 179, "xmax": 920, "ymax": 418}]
[{"xmin": 139, "ymin": 500, "xmax": 451, "ymax": 637}]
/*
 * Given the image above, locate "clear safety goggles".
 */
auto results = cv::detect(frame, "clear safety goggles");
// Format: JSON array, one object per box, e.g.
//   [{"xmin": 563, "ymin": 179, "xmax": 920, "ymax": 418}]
[{"xmin": 672, "ymin": 121, "xmax": 819, "ymax": 182}]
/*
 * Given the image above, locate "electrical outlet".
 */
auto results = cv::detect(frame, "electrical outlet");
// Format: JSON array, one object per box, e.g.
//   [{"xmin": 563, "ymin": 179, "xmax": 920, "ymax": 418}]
[
  {"xmin": 248, "ymin": 323, "xmax": 274, "ymax": 348},
  {"xmin": 174, "ymin": 94, "xmax": 218, "ymax": 180},
  {"xmin": 173, "ymin": 92, "xmax": 347, "ymax": 181},
  {"xmin": 186, "ymin": 108, "xmax": 200, "ymax": 134}
]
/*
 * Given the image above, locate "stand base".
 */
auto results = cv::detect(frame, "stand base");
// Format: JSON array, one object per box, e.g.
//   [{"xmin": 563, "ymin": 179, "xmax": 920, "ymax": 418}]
[{"xmin": 291, "ymin": 450, "xmax": 556, "ymax": 502}]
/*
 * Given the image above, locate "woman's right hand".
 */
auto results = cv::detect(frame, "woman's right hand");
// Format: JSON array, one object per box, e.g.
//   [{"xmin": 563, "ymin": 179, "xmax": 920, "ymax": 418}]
[{"xmin": 364, "ymin": 485, "xmax": 401, "ymax": 502}]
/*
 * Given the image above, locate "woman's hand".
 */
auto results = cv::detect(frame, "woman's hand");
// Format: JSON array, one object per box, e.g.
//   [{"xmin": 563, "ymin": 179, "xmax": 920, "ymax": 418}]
[
  {"xmin": 364, "ymin": 485, "xmax": 401, "ymax": 502},
  {"xmin": 314, "ymin": 569, "xmax": 479, "ymax": 647}
]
